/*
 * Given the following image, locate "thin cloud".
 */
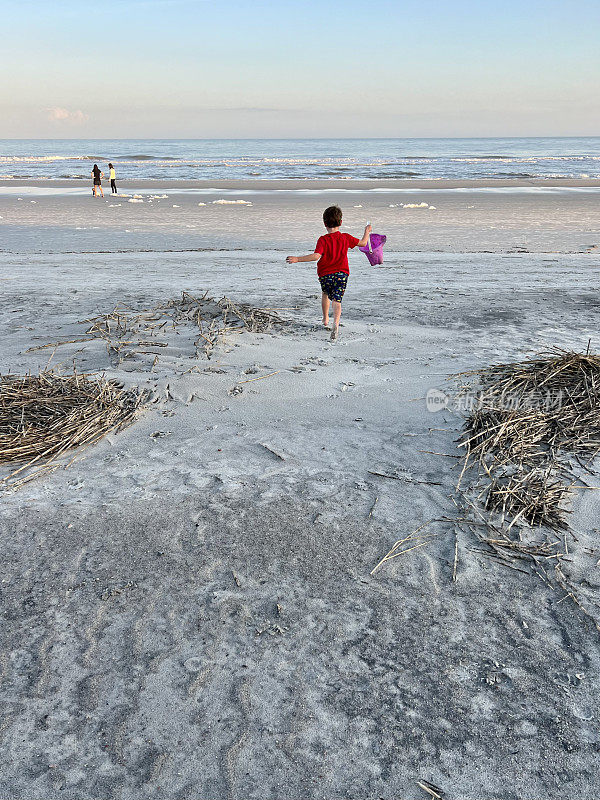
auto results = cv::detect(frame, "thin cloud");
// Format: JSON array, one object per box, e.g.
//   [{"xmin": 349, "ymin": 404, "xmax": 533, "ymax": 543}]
[
  {"xmin": 46, "ymin": 107, "xmax": 88, "ymax": 123},
  {"xmin": 205, "ymin": 107, "xmax": 295, "ymax": 113}
]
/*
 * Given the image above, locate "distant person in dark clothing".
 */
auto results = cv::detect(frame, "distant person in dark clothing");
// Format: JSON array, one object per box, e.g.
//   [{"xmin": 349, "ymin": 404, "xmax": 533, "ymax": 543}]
[
  {"xmin": 108, "ymin": 162, "xmax": 117, "ymax": 193},
  {"xmin": 91, "ymin": 163, "xmax": 104, "ymax": 197}
]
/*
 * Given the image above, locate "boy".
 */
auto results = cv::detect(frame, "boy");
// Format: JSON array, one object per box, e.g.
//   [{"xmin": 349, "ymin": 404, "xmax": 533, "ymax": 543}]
[{"xmin": 286, "ymin": 206, "xmax": 371, "ymax": 341}]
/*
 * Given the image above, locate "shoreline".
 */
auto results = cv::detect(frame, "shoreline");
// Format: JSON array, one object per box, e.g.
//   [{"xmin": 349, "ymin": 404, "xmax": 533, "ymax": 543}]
[
  {"xmin": 1, "ymin": 176, "xmax": 598, "ymax": 255},
  {"xmin": 1, "ymin": 177, "xmax": 599, "ymax": 193}
]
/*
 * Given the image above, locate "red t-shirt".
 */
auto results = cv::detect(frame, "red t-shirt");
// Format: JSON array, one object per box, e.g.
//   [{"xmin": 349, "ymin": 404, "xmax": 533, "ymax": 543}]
[{"xmin": 314, "ymin": 231, "xmax": 360, "ymax": 277}]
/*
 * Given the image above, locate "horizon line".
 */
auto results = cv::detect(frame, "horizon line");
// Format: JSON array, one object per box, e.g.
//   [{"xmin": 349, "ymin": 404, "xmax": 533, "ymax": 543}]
[{"xmin": 2, "ymin": 135, "xmax": 599, "ymax": 142}]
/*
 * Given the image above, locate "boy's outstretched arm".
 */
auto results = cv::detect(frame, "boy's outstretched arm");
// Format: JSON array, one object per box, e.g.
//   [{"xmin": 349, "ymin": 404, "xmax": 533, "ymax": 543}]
[
  {"xmin": 357, "ymin": 224, "xmax": 372, "ymax": 248},
  {"xmin": 286, "ymin": 253, "xmax": 321, "ymax": 264}
]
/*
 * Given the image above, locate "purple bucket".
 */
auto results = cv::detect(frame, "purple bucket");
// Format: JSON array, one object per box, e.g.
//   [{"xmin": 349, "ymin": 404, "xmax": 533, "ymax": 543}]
[{"xmin": 359, "ymin": 233, "xmax": 386, "ymax": 265}]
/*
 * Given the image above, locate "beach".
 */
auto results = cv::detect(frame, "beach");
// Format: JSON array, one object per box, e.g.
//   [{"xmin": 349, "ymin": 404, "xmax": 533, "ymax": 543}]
[
  {"xmin": 1, "ymin": 175, "xmax": 600, "ymax": 799},
  {"xmin": 1, "ymin": 178, "xmax": 599, "ymax": 255}
]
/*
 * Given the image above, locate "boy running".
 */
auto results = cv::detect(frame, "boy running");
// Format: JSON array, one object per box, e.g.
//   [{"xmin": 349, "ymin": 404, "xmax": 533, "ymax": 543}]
[{"xmin": 286, "ymin": 205, "xmax": 371, "ymax": 340}]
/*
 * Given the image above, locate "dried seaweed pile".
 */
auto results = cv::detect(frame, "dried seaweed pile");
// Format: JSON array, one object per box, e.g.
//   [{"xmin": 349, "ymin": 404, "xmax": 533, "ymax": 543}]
[
  {"xmin": 167, "ymin": 291, "xmax": 284, "ymax": 358},
  {"xmin": 0, "ymin": 372, "xmax": 142, "ymax": 490},
  {"xmin": 458, "ymin": 349, "xmax": 600, "ymax": 533},
  {"xmin": 60, "ymin": 292, "xmax": 285, "ymax": 366},
  {"xmin": 27, "ymin": 292, "xmax": 285, "ymax": 368},
  {"xmin": 85, "ymin": 306, "xmax": 171, "ymax": 365}
]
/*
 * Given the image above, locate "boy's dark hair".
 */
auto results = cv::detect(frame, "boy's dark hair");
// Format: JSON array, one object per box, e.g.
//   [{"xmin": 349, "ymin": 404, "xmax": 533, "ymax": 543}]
[{"xmin": 323, "ymin": 205, "xmax": 342, "ymax": 228}]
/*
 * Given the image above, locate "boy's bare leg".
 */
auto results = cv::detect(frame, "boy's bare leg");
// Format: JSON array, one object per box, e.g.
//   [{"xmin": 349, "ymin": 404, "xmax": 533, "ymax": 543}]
[
  {"xmin": 330, "ymin": 300, "xmax": 342, "ymax": 340},
  {"xmin": 321, "ymin": 293, "xmax": 330, "ymax": 328}
]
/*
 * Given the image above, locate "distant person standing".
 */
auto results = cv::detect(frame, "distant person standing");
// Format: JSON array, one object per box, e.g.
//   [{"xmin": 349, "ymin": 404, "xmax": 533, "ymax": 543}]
[
  {"xmin": 91, "ymin": 163, "xmax": 104, "ymax": 197},
  {"xmin": 108, "ymin": 162, "xmax": 117, "ymax": 193}
]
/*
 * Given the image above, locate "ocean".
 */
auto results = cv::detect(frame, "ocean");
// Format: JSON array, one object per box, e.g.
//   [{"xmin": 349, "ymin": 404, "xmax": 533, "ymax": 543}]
[{"xmin": 1, "ymin": 138, "xmax": 599, "ymax": 182}]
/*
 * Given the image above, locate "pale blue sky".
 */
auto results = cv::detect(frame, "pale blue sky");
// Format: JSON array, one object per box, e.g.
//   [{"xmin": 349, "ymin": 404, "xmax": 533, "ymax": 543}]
[{"xmin": 3, "ymin": 0, "xmax": 599, "ymax": 137}]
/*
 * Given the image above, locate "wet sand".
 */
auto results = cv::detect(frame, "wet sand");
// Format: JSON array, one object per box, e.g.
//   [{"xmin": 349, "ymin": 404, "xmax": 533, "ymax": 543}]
[
  {"xmin": 1, "ymin": 178, "xmax": 599, "ymax": 255},
  {"xmin": 2, "ymin": 177, "xmax": 599, "ymax": 190}
]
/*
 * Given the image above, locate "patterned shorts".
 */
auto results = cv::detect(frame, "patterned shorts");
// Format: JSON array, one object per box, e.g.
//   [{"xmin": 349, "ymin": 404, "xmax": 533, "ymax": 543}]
[{"xmin": 318, "ymin": 272, "xmax": 348, "ymax": 302}]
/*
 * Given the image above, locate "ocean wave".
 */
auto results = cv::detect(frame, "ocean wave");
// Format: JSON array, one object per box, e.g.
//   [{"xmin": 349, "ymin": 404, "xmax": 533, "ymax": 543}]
[
  {"xmin": 495, "ymin": 172, "xmax": 537, "ymax": 178},
  {"xmin": 2, "ymin": 139, "xmax": 599, "ymax": 181},
  {"xmin": 0, "ymin": 155, "xmax": 80, "ymax": 162},
  {"xmin": 114, "ymin": 154, "xmax": 178, "ymax": 161}
]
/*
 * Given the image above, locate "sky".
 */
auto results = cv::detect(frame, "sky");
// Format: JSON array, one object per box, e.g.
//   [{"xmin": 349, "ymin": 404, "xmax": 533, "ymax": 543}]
[{"xmin": 2, "ymin": 0, "xmax": 599, "ymax": 138}]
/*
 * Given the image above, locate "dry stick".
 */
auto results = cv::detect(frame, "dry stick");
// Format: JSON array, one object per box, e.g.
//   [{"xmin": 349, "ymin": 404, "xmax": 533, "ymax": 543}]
[
  {"xmin": 554, "ymin": 562, "xmax": 600, "ymax": 632},
  {"xmin": 456, "ymin": 440, "xmax": 471, "ymax": 491},
  {"xmin": 238, "ymin": 371, "xmax": 281, "ymax": 385},
  {"xmin": 468, "ymin": 547, "xmax": 531, "ymax": 575},
  {"xmin": 377, "ymin": 540, "xmax": 430, "ymax": 566},
  {"xmin": 416, "ymin": 780, "xmax": 444, "ymax": 800},
  {"xmin": 418, "ymin": 450, "xmax": 461, "ymax": 459},
  {"xmin": 368, "ymin": 496, "xmax": 378, "ymax": 519},
  {"xmin": 260, "ymin": 443, "xmax": 286, "ymax": 460},
  {"xmin": 26, "ymin": 337, "xmax": 100, "ymax": 352},
  {"xmin": 367, "ymin": 470, "xmax": 442, "ymax": 486},
  {"xmin": 452, "ymin": 532, "xmax": 459, "ymax": 582},
  {"xmin": 44, "ymin": 345, "xmax": 60, "ymax": 372},
  {"xmin": 371, "ymin": 519, "xmax": 442, "ymax": 575}
]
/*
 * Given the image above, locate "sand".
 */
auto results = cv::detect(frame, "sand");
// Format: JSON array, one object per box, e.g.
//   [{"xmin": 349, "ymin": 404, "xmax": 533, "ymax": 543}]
[
  {"xmin": 1, "ymin": 178, "xmax": 599, "ymax": 255},
  {"xmin": 1, "ymin": 182, "xmax": 600, "ymax": 799}
]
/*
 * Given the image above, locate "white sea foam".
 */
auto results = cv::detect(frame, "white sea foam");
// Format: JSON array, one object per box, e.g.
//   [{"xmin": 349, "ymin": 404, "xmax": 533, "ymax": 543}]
[
  {"xmin": 402, "ymin": 202, "xmax": 429, "ymax": 208},
  {"xmin": 128, "ymin": 198, "xmax": 143, "ymax": 204},
  {"xmin": 216, "ymin": 198, "xmax": 251, "ymax": 204},
  {"xmin": 197, "ymin": 202, "xmax": 206, "ymax": 206},
  {"xmin": 1, "ymin": 185, "xmax": 600, "ymax": 200}
]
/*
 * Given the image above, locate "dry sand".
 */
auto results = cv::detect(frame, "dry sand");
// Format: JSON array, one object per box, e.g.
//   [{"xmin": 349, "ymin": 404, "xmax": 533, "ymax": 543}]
[{"xmin": 1, "ymin": 183, "xmax": 600, "ymax": 799}]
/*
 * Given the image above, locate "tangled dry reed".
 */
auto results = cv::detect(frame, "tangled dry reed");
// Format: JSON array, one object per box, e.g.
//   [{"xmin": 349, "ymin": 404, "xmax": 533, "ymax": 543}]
[
  {"xmin": 58, "ymin": 291, "xmax": 286, "ymax": 366},
  {"xmin": 167, "ymin": 291, "xmax": 285, "ymax": 358},
  {"xmin": 0, "ymin": 372, "xmax": 142, "ymax": 490},
  {"xmin": 457, "ymin": 349, "xmax": 600, "ymax": 532}
]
